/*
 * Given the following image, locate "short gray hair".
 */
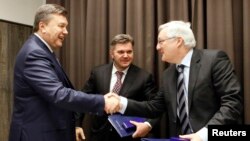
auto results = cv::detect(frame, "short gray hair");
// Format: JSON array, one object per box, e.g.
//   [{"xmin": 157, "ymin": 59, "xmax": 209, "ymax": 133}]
[{"xmin": 158, "ymin": 21, "xmax": 196, "ymax": 48}]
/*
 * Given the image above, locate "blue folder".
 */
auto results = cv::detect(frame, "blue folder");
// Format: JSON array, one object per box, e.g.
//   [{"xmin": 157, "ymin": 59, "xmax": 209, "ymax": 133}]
[
  {"xmin": 141, "ymin": 137, "xmax": 189, "ymax": 141},
  {"xmin": 108, "ymin": 114, "xmax": 146, "ymax": 137},
  {"xmin": 141, "ymin": 138, "xmax": 170, "ymax": 141}
]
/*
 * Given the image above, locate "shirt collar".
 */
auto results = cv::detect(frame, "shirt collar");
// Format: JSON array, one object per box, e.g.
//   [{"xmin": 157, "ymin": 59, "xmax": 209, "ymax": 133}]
[
  {"xmin": 34, "ymin": 33, "xmax": 53, "ymax": 53},
  {"xmin": 178, "ymin": 49, "xmax": 193, "ymax": 68},
  {"xmin": 112, "ymin": 63, "xmax": 129, "ymax": 75}
]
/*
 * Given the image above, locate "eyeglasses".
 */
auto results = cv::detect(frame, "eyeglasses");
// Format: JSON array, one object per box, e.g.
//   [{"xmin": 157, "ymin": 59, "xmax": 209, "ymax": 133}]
[{"xmin": 157, "ymin": 37, "xmax": 176, "ymax": 44}]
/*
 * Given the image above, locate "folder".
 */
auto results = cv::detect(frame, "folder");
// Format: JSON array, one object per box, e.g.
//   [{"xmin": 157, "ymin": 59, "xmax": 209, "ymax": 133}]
[
  {"xmin": 108, "ymin": 114, "xmax": 146, "ymax": 137},
  {"xmin": 122, "ymin": 116, "xmax": 145, "ymax": 131},
  {"xmin": 141, "ymin": 137, "xmax": 189, "ymax": 141},
  {"xmin": 141, "ymin": 138, "xmax": 170, "ymax": 141},
  {"xmin": 169, "ymin": 137, "xmax": 190, "ymax": 141}
]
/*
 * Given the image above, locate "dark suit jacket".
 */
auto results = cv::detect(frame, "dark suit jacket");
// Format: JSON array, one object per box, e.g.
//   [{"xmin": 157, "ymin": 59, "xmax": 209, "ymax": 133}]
[
  {"xmin": 125, "ymin": 48, "xmax": 242, "ymax": 137},
  {"xmin": 9, "ymin": 34, "xmax": 104, "ymax": 141},
  {"xmin": 75, "ymin": 63, "xmax": 159, "ymax": 141}
]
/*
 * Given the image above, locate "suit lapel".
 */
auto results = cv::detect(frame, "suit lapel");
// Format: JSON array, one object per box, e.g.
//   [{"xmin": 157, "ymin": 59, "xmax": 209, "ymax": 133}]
[
  {"xmin": 103, "ymin": 64, "xmax": 113, "ymax": 93},
  {"xmin": 188, "ymin": 49, "xmax": 201, "ymax": 110},
  {"xmin": 119, "ymin": 65, "xmax": 136, "ymax": 97},
  {"xmin": 33, "ymin": 35, "xmax": 74, "ymax": 89},
  {"xmin": 50, "ymin": 52, "xmax": 74, "ymax": 89},
  {"xmin": 168, "ymin": 65, "xmax": 178, "ymax": 118}
]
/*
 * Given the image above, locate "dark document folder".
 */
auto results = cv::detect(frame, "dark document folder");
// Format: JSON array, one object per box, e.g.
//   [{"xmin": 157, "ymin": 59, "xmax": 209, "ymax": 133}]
[
  {"xmin": 169, "ymin": 137, "xmax": 190, "ymax": 141},
  {"xmin": 141, "ymin": 138, "xmax": 170, "ymax": 141},
  {"xmin": 141, "ymin": 137, "xmax": 189, "ymax": 141},
  {"xmin": 108, "ymin": 114, "xmax": 146, "ymax": 137}
]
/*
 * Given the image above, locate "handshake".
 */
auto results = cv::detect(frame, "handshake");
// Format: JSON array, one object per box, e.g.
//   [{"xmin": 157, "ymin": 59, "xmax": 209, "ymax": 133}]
[{"xmin": 104, "ymin": 92, "xmax": 121, "ymax": 114}]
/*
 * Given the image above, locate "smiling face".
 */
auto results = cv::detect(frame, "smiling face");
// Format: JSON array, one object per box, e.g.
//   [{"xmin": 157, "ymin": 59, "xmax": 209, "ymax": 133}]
[
  {"xmin": 156, "ymin": 21, "xmax": 196, "ymax": 64},
  {"xmin": 110, "ymin": 42, "xmax": 134, "ymax": 71},
  {"xmin": 38, "ymin": 14, "xmax": 68, "ymax": 50},
  {"xmin": 156, "ymin": 29, "xmax": 179, "ymax": 63}
]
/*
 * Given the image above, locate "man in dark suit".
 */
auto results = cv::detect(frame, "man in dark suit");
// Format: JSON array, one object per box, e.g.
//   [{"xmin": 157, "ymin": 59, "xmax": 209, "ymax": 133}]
[
  {"xmin": 8, "ymin": 4, "xmax": 119, "ymax": 141},
  {"xmin": 115, "ymin": 21, "xmax": 242, "ymax": 141},
  {"xmin": 75, "ymin": 34, "xmax": 160, "ymax": 141}
]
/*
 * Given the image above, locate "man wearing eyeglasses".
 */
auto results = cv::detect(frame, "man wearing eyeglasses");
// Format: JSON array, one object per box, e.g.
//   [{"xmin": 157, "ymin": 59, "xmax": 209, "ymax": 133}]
[{"xmin": 111, "ymin": 20, "xmax": 243, "ymax": 141}]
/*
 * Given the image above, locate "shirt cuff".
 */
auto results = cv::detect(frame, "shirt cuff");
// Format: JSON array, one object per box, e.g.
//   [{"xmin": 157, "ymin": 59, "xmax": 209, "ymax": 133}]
[
  {"xmin": 196, "ymin": 127, "xmax": 208, "ymax": 141},
  {"xmin": 119, "ymin": 96, "xmax": 128, "ymax": 114}
]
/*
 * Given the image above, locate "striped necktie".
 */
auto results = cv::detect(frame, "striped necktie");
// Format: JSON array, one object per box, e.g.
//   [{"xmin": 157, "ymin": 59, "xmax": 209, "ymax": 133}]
[{"xmin": 177, "ymin": 65, "xmax": 192, "ymax": 134}]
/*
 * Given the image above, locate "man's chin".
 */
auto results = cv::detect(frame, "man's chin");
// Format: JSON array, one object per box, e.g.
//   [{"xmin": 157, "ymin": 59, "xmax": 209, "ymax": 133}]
[
  {"xmin": 121, "ymin": 64, "xmax": 130, "ymax": 69},
  {"xmin": 56, "ymin": 44, "xmax": 63, "ymax": 48}
]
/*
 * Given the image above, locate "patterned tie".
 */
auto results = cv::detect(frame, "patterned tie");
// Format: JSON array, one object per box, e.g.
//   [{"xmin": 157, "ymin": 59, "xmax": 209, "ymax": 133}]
[
  {"xmin": 177, "ymin": 65, "xmax": 192, "ymax": 134},
  {"xmin": 112, "ymin": 71, "xmax": 124, "ymax": 94}
]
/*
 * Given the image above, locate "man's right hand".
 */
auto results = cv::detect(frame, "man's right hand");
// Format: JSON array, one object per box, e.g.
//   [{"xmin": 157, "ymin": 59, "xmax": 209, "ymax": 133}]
[
  {"xmin": 75, "ymin": 127, "xmax": 85, "ymax": 141},
  {"xmin": 104, "ymin": 92, "xmax": 120, "ymax": 114}
]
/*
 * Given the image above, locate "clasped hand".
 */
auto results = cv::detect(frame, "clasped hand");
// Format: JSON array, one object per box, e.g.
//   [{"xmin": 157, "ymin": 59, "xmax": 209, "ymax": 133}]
[{"xmin": 104, "ymin": 92, "xmax": 120, "ymax": 114}]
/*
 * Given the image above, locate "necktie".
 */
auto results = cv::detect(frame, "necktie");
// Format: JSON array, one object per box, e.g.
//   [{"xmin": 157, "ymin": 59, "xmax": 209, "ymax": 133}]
[
  {"xmin": 177, "ymin": 65, "xmax": 192, "ymax": 134},
  {"xmin": 112, "ymin": 71, "xmax": 124, "ymax": 94}
]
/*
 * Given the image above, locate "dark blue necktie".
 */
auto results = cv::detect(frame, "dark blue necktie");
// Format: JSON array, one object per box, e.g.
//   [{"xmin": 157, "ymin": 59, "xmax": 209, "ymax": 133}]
[{"xmin": 177, "ymin": 65, "xmax": 192, "ymax": 134}]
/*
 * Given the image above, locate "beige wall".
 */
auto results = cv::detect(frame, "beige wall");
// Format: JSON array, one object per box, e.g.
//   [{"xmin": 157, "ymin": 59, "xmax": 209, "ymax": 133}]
[{"xmin": 0, "ymin": 0, "xmax": 45, "ymax": 26}]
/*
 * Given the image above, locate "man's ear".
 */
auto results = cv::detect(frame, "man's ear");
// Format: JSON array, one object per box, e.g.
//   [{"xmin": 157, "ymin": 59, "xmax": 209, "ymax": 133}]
[
  {"xmin": 39, "ymin": 21, "xmax": 46, "ymax": 34},
  {"xmin": 176, "ymin": 37, "xmax": 184, "ymax": 47},
  {"xmin": 109, "ymin": 49, "xmax": 114, "ymax": 59}
]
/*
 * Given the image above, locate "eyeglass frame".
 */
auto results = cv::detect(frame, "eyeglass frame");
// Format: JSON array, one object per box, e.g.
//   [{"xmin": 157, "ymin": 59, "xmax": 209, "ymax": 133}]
[{"xmin": 157, "ymin": 37, "xmax": 176, "ymax": 44}]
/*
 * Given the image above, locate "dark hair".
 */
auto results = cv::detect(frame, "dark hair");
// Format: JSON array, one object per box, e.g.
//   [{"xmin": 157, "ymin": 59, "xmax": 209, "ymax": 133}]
[
  {"xmin": 110, "ymin": 34, "xmax": 134, "ymax": 48},
  {"xmin": 33, "ymin": 4, "xmax": 67, "ymax": 32}
]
